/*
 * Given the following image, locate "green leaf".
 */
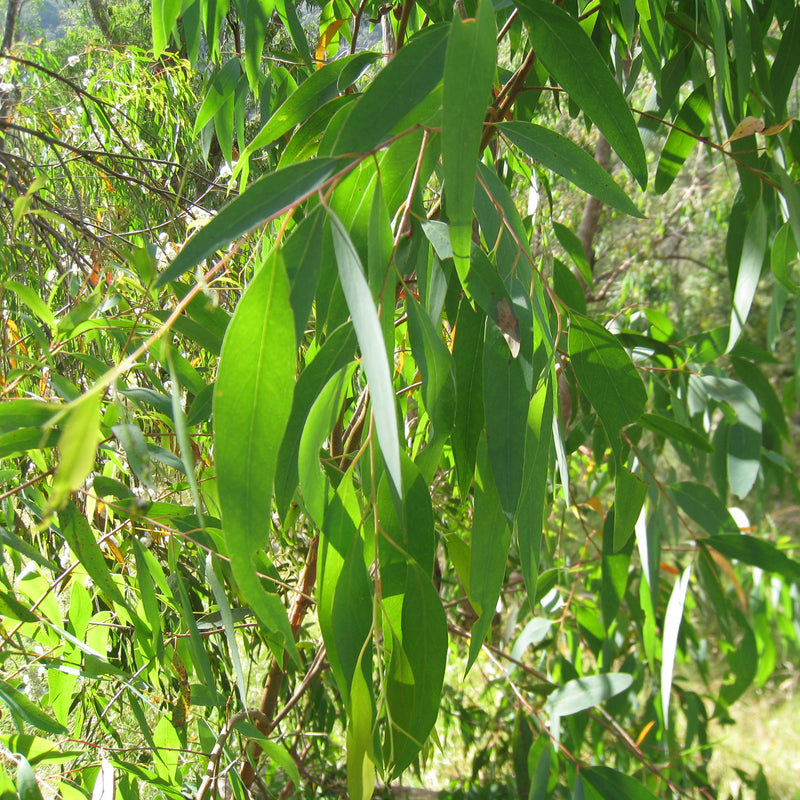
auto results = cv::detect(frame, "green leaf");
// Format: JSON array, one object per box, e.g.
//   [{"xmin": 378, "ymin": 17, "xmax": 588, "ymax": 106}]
[
  {"xmin": 214, "ymin": 251, "xmax": 298, "ymax": 660},
  {"xmin": 4, "ymin": 280, "xmax": 56, "ymax": 331},
  {"xmin": 654, "ymin": 86, "xmax": 712, "ymax": 194},
  {"xmin": 514, "ymin": 0, "xmax": 647, "ymax": 187},
  {"xmin": 329, "ymin": 211, "xmax": 402, "ymax": 500},
  {"xmin": 613, "ymin": 467, "xmax": 647, "ymax": 551},
  {"xmin": 546, "ymin": 673, "xmax": 634, "ymax": 717},
  {"xmin": 346, "ymin": 646, "xmax": 376, "ymax": 800},
  {"xmin": 406, "ymin": 293, "xmax": 456, "ymax": 480},
  {"xmin": 727, "ymin": 198, "xmax": 767, "ymax": 352},
  {"xmin": 639, "ymin": 413, "xmax": 713, "ymax": 452},
  {"xmin": 467, "ymin": 436, "xmax": 512, "ymax": 671},
  {"xmin": 553, "ymin": 222, "xmax": 592, "ymax": 286},
  {"xmin": 48, "ymin": 392, "xmax": 101, "ymax": 511},
  {"xmin": 568, "ymin": 313, "xmax": 646, "ymax": 459},
  {"xmin": 661, "ymin": 566, "xmax": 691, "ymax": 729},
  {"xmin": 452, "ymin": 299, "xmax": 485, "ymax": 496},
  {"xmin": 442, "ymin": 0, "xmax": 496, "ymax": 281},
  {"xmin": 388, "ymin": 563, "xmax": 448, "ymax": 775},
  {"xmin": 156, "ymin": 158, "xmax": 342, "ymax": 286},
  {"xmin": 15, "ymin": 755, "xmax": 44, "ymax": 800},
  {"xmin": 330, "ymin": 25, "xmax": 449, "ymax": 156},
  {"xmin": 582, "ymin": 766, "xmax": 660, "ymax": 800},
  {"xmin": 705, "ymin": 535, "xmax": 800, "ymax": 581},
  {"xmin": 601, "ymin": 509, "xmax": 635, "ymax": 628},
  {"xmin": 498, "ymin": 122, "xmax": 642, "ymax": 217},
  {"xmin": 275, "ymin": 325, "xmax": 357, "ymax": 517},
  {"xmin": 770, "ymin": 221, "xmax": 800, "ymax": 293},
  {"xmin": 483, "ymin": 321, "xmax": 529, "ymax": 521},
  {"xmin": 238, "ymin": 53, "xmax": 379, "ymax": 170},
  {"xmin": 516, "ymin": 382, "xmax": 553, "ymax": 601},
  {"xmin": 669, "ymin": 482, "xmax": 741, "ymax": 536},
  {"xmin": 731, "ymin": 358, "xmax": 789, "ymax": 439},
  {"xmin": 193, "ymin": 59, "xmax": 242, "ymax": 136},
  {"xmin": 58, "ymin": 503, "xmax": 127, "ymax": 607},
  {"xmin": 770, "ymin": 5, "xmax": 800, "ymax": 115},
  {"xmin": 0, "ymin": 680, "xmax": 67, "ymax": 736}
]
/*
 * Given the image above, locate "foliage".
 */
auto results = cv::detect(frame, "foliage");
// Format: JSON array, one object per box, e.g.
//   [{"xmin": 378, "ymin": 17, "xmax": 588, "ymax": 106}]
[{"xmin": 2, "ymin": 0, "xmax": 800, "ymax": 798}]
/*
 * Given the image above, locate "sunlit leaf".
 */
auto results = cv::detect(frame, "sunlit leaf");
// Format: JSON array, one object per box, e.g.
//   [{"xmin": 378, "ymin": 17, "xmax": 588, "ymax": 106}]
[{"xmin": 661, "ymin": 566, "xmax": 691, "ymax": 728}]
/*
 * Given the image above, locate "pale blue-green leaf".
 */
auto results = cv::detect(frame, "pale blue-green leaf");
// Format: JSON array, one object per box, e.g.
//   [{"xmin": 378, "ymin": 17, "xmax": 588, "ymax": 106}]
[
  {"xmin": 156, "ymin": 158, "xmax": 342, "ymax": 286},
  {"xmin": 546, "ymin": 673, "xmax": 633, "ymax": 717},
  {"xmin": 669, "ymin": 482, "xmax": 740, "ymax": 536},
  {"xmin": 498, "ymin": 122, "xmax": 642, "ymax": 217},
  {"xmin": 214, "ymin": 252, "xmax": 298, "ymax": 660},
  {"xmin": 329, "ymin": 212, "xmax": 402, "ymax": 499},
  {"xmin": 661, "ymin": 566, "xmax": 691, "ymax": 728},
  {"xmin": 442, "ymin": 0, "xmax": 496, "ymax": 282},
  {"xmin": 514, "ymin": 0, "xmax": 647, "ymax": 187}
]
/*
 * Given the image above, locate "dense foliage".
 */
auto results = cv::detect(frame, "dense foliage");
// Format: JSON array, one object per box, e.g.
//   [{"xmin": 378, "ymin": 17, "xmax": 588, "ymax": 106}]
[{"xmin": 1, "ymin": 0, "xmax": 800, "ymax": 798}]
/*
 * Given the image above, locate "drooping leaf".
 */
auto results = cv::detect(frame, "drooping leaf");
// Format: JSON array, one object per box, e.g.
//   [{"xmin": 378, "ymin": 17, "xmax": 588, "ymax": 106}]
[
  {"xmin": 705, "ymin": 535, "xmax": 800, "ymax": 581},
  {"xmin": 661, "ymin": 566, "xmax": 691, "ymax": 728},
  {"xmin": 727, "ymin": 199, "xmax": 767, "ymax": 352},
  {"xmin": 467, "ymin": 437, "xmax": 512, "ymax": 671},
  {"xmin": 329, "ymin": 25, "xmax": 449, "ymax": 156},
  {"xmin": 48, "ymin": 392, "xmax": 102, "ymax": 511},
  {"xmin": 329, "ymin": 211, "xmax": 402, "ymax": 500},
  {"xmin": 654, "ymin": 86, "xmax": 712, "ymax": 194},
  {"xmin": 15, "ymin": 754, "xmax": 45, "ymax": 800},
  {"xmin": 516, "ymin": 382, "xmax": 553, "ymax": 601},
  {"xmin": 0, "ymin": 680, "xmax": 67, "ymax": 736},
  {"xmin": 669, "ymin": 482, "xmax": 741, "ymax": 537},
  {"xmin": 193, "ymin": 59, "xmax": 242, "ymax": 136},
  {"xmin": 156, "ymin": 158, "xmax": 343, "ymax": 285},
  {"xmin": 568, "ymin": 313, "xmax": 646, "ymax": 459},
  {"xmin": 442, "ymin": 0, "xmax": 497, "ymax": 282},
  {"xmin": 582, "ymin": 766, "xmax": 660, "ymax": 800},
  {"xmin": 58, "ymin": 503, "xmax": 127, "ymax": 607},
  {"xmin": 498, "ymin": 122, "xmax": 642, "ymax": 217},
  {"xmin": 214, "ymin": 251, "xmax": 298, "ymax": 660},
  {"xmin": 601, "ymin": 509, "xmax": 635, "ymax": 628},
  {"xmin": 514, "ymin": 0, "xmax": 647, "ymax": 187},
  {"xmin": 545, "ymin": 673, "xmax": 634, "ymax": 718}
]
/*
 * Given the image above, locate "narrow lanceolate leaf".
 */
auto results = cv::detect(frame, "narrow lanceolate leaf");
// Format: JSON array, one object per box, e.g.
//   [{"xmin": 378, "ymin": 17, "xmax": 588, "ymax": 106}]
[
  {"xmin": 546, "ymin": 673, "xmax": 634, "ymax": 718},
  {"xmin": 727, "ymin": 199, "xmax": 767, "ymax": 352},
  {"xmin": 155, "ymin": 158, "xmax": 342, "ymax": 286},
  {"xmin": 654, "ymin": 86, "xmax": 712, "ymax": 194},
  {"xmin": 58, "ymin": 503, "xmax": 127, "ymax": 608},
  {"xmin": 467, "ymin": 437, "xmax": 512, "ymax": 672},
  {"xmin": 661, "ymin": 566, "xmax": 691, "ymax": 728},
  {"xmin": 237, "ymin": 53, "xmax": 379, "ymax": 170},
  {"xmin": 568, "ymin": 313, "xmax": 646, "ymax": 458},
  {"xmin": 669, "ymin": 481, "xmax": 741, "ymax": 536},
  {"xmin": 214, "ymin": 252, "xmax": 298, "ymax": 659},
  {"xmin": 516, "ymin": 382, "xmax": 553, "ymax": 601},
  {"xmin": 582, "ymin": 766, "xmax": 661, "ymax": 800},
  {"xmin": 705, "ymin": 535, "xmax": 800, "ymax": 581},
  {"xmin": 443, "ymin": 0, "xmax": 496, "ymax": 283},
  {"xmin": 498, "ymin": 122, "xmax": 642, "ymax": 217},
  {"xmin": 514, "ymin": 0, "xmax": 647, "ymax": 187},
  {"xmin": 330, "ymin": 25, "xmax": 449, "ymax": 156},
  {"xmin": 48, "ymin": 392, "xmax": 102, "ymax": 511},
  {"xmin": 329, "ymin": 212, "xmax": 402, "ymax": 499},
  {"xmin": 0, "ymin": 679, "xmax": 67, "ymax": 736}
]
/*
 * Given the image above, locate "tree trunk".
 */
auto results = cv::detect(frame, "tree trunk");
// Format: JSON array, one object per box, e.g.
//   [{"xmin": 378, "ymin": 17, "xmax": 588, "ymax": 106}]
[
  {"xmin": 577, "ymin": 133, "xmax": 611, "ymax": 271},
  {"xmin": 2, "ymin": 0, "xmax": 22, "ymax": 52}
]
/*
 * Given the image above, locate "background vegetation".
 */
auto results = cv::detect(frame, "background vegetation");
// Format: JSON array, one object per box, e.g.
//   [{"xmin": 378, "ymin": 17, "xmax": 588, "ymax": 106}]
[{"xmin": 1, "ymin": 0, "xmax": 799, "ymax": 798}]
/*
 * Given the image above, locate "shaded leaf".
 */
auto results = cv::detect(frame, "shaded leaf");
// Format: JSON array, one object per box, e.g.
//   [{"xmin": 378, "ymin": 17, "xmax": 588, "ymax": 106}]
[
  {"xmin": 582, "ymin": 766, "xmax": 660, "ymax": 800},
  {"xmin": 705, "ymin": 535, "xmax": 800, "ymax": 581},
  {"xmin": 498, "ymin": 122, "xmax": 642, "ymax": 217},
  {"xmin": 0, "ymin": 680, "xmax": 67, "ymax": 736},
  {"xmin": 514, "ymin": 0, "xmax": 647, "ymax": 187}
]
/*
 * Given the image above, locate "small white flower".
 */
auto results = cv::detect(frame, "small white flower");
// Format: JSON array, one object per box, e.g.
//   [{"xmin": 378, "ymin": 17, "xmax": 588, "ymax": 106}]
[
  {"xmin": 67, "ymin": 55, "xmax": 80, "ymax": 67},
  {"xmin": 0, "ymin": 82, "xmax": 14, "ymax": 92}
]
